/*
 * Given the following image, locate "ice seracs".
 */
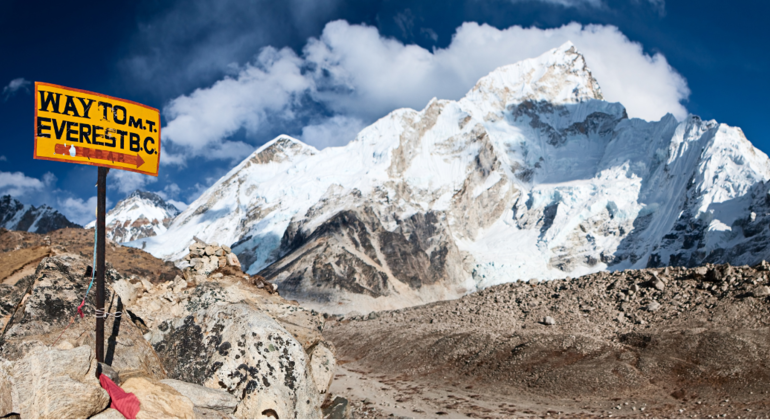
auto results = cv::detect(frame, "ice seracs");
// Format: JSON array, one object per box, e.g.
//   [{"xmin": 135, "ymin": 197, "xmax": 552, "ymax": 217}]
[{"xmin": 135, "ymin": 43, "xmax": 770, "ymax": 313}]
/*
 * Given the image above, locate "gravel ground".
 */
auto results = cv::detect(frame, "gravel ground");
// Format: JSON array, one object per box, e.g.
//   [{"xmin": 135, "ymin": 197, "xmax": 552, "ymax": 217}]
[{"xmin": 325, "ymin": 263, "xmax": 770, "ymax": 419}]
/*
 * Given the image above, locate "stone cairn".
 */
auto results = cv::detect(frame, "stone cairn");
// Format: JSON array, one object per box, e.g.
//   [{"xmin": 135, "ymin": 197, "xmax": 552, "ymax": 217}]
[
  {"xmin": 184, "ymin": 241, "xmax": 240, "ymax": 276},
  {"xmin": 183, "ymin": 240, "xmax": 275, "ymax": 293}
]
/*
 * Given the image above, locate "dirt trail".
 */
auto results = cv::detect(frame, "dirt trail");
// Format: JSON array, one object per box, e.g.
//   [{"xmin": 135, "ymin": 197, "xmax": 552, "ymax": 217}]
[{"xmin": 325, "ymin": 263, "xmax": 770, "ymax": 419}]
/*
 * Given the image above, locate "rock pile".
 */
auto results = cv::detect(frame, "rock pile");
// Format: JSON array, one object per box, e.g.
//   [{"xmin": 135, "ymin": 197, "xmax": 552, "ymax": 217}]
[
  {"xmin": 183, "ymin": 241, "xmax": 240, "ymax": 277},
  {"xmin": 327, "ymin": 262, "xmax": 770, "ymax": 418},
  {"xmin": 0, "ymin": 239, "xmax": 335, "ymax": 418}
]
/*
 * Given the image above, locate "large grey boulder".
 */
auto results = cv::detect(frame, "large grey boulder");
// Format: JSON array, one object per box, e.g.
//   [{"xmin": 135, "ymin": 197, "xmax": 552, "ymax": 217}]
[{"xmin": 149, "ymin": 299, "xmax": 322, "ymax": 419}]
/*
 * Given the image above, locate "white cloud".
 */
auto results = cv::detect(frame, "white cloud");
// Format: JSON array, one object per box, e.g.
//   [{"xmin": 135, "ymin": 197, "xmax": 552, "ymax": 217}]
[
  {"xmin": 511, "ymin": 0, "xmax": 664, "ymax": 12},
  {"xmin": 0, "ymin": 156, "xmax": 7, "ymax": 162},
  {"xmin": 108, "ymin": 170, "xmax": 157, "ymax": 194},
  {"xmin": 57, "ymin": 196, "xmax": 100, "ymax": 225},
  {"xmin": 2, "ymin": 78, "xmax": 31, "ymax": 101},
  {"xmin": 162, "ymin": 20, "xmax": 689, "ymax": 164},
  {"xmin": 300, "ymin": 116, "xmax": 366, "ymax": 149},
  {"xmin": 0, "ymin": 171, "xmax": 46, "ymax": 197},
  {"xmin": 162, "ymin": 47, "xmax": 311, "ymax": 157}
]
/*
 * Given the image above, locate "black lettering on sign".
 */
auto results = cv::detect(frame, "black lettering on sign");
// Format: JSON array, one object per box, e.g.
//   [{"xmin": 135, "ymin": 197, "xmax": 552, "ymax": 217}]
[
  {"xmin": 92, "ymin": 125, "xmax": 104, "ymax": 146},
  {"xmin": 78, "ymin": 98, "xmax": 95, "ymax": 118},
  {"xmin": 104, "ymin": 129, "xmax": 116, "ymax": 148},
  {"xmin": 113, "ymin": 106, "xmax": 126, "ymax": 124},
  {"xmin": 117, "ymin": 130, "xmax": 127, "ymax": 149},
  {"xmin": 66, "ymin": 121, "xmax": 79, "ymax": 142},
  {"xmin": 128, "ymin": 116, "xmax": 144, "ymax": 130},
  {"xmin": 37, "ymin": 117, "xmax": 52, "ymax": 138},
  {"xmin": 79, "ymin": 123, "xmax": 92, "ymax": 144},
  {"xmin": 38, "ymin": 91, "xmax": 61, "ymax": 113},
  {"xmin": 53, "ymin": 119, "xmax": 67, "ymax": 139},
  {"xmin": 62, "ymin": 95, "xmax": 81, "ymax": 117},
  {"xmin": 146, "ymin": 120, "xmax": 155, "ymax": 132},
  {"xmin": 99, "ymin": 102, "xmax": 113, "ymax": 121},
  {"xmin": 129, "ymin": 133, "xmax": 140, "ymax": 152},
  {"xmin": 143, "ymin": 137, "xmax": 155, "ymax": 154}
]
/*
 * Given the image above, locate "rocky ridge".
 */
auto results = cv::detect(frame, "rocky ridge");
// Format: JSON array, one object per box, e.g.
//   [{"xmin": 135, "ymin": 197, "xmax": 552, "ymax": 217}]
[
  {"xmin": 0, "ymin": 231, "xmax": 335, "ymax": 419},
  {"xmin": 0, "ymin": 195, "xmax": 80, "ymax": 234},
  {"xmin": 87, "ymin": 190, "xmax": 181, "ymax": 244}
]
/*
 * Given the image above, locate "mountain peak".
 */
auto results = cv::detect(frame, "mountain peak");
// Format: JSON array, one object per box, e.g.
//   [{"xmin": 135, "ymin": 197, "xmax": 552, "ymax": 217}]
[
  {"xmin": 250, "ymin": 135, "xmax": 318, "ymax": 165},
  {"xmin": 465, "ymin": 41, "xmax": 603, "ymax": 109},
  {"xmin": 86, "ymin": 190, "xmax": 180, "ymax": 243}
]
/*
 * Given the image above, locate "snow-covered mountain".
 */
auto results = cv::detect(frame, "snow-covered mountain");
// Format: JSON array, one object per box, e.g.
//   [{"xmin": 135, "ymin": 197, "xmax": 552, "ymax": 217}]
[
  {"xmin": 0, "ymin": 195, "xmax": 80, "ymax": 234},
  {"xmin": 88, "ymin": 190, "xmax": 180, "ymax": 243},
  {"xmin": 135, "ymin": 42, "xmax": 770, "ymax": 313}
]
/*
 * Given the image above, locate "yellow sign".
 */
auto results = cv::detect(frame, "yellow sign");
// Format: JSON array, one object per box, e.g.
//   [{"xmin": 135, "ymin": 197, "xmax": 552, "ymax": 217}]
[{"xmin": 34, "ymin": 82, "xmax": 160, "ymax": 176}]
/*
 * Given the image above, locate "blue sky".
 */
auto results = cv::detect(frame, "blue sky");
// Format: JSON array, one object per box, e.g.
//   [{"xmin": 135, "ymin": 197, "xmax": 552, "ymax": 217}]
[{"xmin": 1, "ymin": 0, "xmax": 768, "ymax": 225}]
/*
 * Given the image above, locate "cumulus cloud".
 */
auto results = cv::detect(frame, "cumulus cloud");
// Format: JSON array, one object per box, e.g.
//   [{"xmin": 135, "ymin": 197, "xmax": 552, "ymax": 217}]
[
  {"xmin": 0, "ymin": 171, "xmax": 46, "ymax": 197},
  {"xmin": 2, "ymin": 78, "xmax": 31, "ymax": 101},
  {"xmin": 162, "ymin": 20, "xmax": 689, "ymax": 164},
  {"xmin": 162, "ymin": 47, "xmax": 311, "ymax": 159},
  {"xmin": 300, "ymin": 116, "xmax": 366, "ymax": 149},
  {"xmin": 108, "ymin": 169, "xmax": 158, "ymax": 194},
  {"xmin": 57, "ymin": 196, "xmax": 103, "ymax": 226}
]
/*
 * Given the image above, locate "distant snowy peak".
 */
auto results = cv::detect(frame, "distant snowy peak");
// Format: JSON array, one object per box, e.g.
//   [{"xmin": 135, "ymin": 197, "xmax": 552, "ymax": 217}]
[
  {"xmin": 466, "ymin": 42, "xmax": 603, "ymax": 113},
  {"xmin": 0, "ymin": 195, "xmax": 80, "ymax": 234},
  {"xmin": 87, "ymin": 190, "xmax": 180, "ymax": 243}
]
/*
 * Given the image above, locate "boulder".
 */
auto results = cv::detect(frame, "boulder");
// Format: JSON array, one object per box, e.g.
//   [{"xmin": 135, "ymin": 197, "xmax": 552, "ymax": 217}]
[
  {"xmin": 10, "ymin": 345, "xmax": 110, "ymax": 419},
  {"xmin": 150, "ymin": 302, "xmax": 322, "ymax": 419},
  {"xmin": 322, "ymin": 396, "xmax": 349, "ymax": 419},
  {"xmin": 308, "ymin": 341, "xmax": 336, "ymax": 394},
  {"xmin": 91, "ymin": 408, "xmax": 127, "ymax": 419},
  {"xmin": 0, "ymin": 254, "xmax": 167, "ymax": 380},
  {"xmin": 226, "ymin": 253, "xmax": 240, "ymax": 268},
  {"xmin": 541, "ymin": 316, "xmax": 556, "ymax": 325},
  {"xmin": 646, "ymin": 301, "xmax": 661, "ymax": 312},
  {"xmin": 204, "ymin": 246, "xmax": 217, "ymax": 256},
  {"xmin": 121, "ymin": 377, "xmax": 195, "ymax": 419},
  {"xmin": 222, "ymin": 245, "xmax": 232, "ymax": 253},
  {"xmin": 752, "ymin": 285, "xmax": 770, "ymax": 297},
  {"xmin": 160, "ymin": 379, "xmax": 238, "ymax": 412}
]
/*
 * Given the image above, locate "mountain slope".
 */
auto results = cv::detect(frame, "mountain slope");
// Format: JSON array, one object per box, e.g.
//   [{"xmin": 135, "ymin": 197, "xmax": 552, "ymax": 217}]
[
  {"xmin": 136, "ymin": 42, "xmax": 770, "ymax": 313},
  {"xmin": 0, "ymin": 195, "xmax": 80, "ymax": 234},
  {"xmin": 88, "ymin": 190, "xmax": 180, "ymax": 243}
]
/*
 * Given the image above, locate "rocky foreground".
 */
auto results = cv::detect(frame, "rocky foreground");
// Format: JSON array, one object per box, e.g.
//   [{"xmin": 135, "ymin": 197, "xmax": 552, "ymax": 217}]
[
  {"xmin": 325, "ymin": 263, "xmax": 770, "ymax": 419},
  {"xmin": 0, "ymin": 229, "xmax": 336, "ymax": 419}
]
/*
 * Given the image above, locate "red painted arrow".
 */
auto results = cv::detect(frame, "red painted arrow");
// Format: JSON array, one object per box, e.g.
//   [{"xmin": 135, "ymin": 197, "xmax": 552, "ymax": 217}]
[{"xmin": 54, "ymin": 144, "xmax": 145, "ymax": 168}]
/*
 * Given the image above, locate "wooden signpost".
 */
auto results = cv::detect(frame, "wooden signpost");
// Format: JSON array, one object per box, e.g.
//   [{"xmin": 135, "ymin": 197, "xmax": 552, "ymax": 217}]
[{"xmin": 34, "ymin": 82, "xmax": 160, "ymax": 364}]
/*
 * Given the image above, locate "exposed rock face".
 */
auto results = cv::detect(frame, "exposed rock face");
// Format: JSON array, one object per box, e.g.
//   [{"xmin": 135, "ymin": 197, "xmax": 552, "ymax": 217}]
[
  {"xmin": 4, "ymin": 345, "xmax": 110, "ymax": 419},
  {"xmin": 115, "ymin": 246, "xmax": 334, "ymax": 418},
  {"xmin": 140, "ymin": 43, "xmax": 770, "ymax": 315},
  {"xmin": 0, "ymin": 237, "xmax": 334, "ymax": 419},
  {"xmin": 0, "ymin": 195, "xmax": 80, "ymax": 234},
  {"xmin": 160, "ymin": 379, "xmax": 239, "ymax": 412},
  {"xmin": 86, "ymin": 190, "xmax": 181, "ymax": 244},
  {"xmin": 121, "ymin": 376, "xmax": 195, "ymax": 419}
]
